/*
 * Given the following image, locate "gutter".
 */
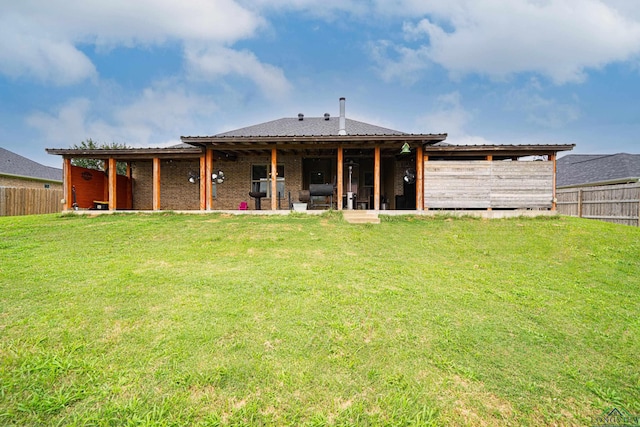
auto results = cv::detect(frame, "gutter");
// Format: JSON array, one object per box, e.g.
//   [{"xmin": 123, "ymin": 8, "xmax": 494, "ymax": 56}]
[{"xmin": 0, "ymin": 172, "xmax": 62, "ymax": 184}]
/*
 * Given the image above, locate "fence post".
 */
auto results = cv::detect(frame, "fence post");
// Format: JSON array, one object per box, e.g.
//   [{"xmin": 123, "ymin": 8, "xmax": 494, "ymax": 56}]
[{"xmin": 577, "ymin": 189, "xmax": 583, "ymax": 218}]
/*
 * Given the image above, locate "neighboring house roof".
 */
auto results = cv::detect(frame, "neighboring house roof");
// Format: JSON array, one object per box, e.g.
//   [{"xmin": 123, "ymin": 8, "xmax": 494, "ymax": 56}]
[
  {"xmin": 557, "ymin": 153, "xmax": 640, "ymax": 187},
  {"xmin": 214, "ymin": 117, "xmax": 406, "ymax": 137},
  {"xmin": 0, "ymin": 147, "xmax": 62, "ymax": 182}
]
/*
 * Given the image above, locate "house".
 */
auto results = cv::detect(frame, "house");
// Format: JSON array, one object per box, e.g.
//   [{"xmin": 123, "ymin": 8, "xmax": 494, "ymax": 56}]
[
  {"xmin": 1, "ymin": 147, "xmax": 63, "ymax": 216},
  {"xmin": 46, "ymin": 98, "xmax": 574, "ymax": 212},
  {"xmin": 557, "ymin": 153, "xmax": 640, "ymax": 188},
  {"xmin": 555, "ymin": 153, "xmax": 640, "ymax": 226},
  {"xmin": 1, "ymin": 147, "xmax": 62, "ymax": 189}
]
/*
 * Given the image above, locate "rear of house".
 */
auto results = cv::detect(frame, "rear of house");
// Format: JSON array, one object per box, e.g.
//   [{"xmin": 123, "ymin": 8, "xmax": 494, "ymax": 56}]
[{"xmin": 47, "ymin": 98, "xmax": 574, "ymax": 213}]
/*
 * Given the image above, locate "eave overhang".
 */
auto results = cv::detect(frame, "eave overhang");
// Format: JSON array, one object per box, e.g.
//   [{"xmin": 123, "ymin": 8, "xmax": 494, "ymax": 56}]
[
  {"xmin": 45, "ymin": 147, "xmax": 204, "ymax": 160},
  {"xmin": 424, "ymin": 144, "xmax": 575, "ymax": 158},
  {"xmin": 180, "ymin": 134, "xmax": 448, "ymax": 150}
]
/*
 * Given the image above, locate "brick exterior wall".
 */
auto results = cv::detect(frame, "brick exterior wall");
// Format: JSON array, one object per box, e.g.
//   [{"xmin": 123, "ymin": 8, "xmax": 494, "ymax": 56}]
[
  {"xmin": 131, "ymin": 160, "xmax": 199, "ymax": 210},
  {"xmin": 131, "ymin": 161, "xmax": 153, "ymax": 210},
  {"xmin": 213, "ymin": 154, "xmax": 303, "ymax": 210},
  {"xmin": 0, "ymin": 176, "xmax": 62, "ymax": 190},
  {"xmin": 131, "ymin": 155, "xmax": 303, "ymax": 210}
]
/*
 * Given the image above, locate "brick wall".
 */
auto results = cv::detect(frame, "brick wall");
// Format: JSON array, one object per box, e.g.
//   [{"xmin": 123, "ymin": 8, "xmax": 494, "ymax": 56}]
[
  {"xmin": 0, "ymin": 176, "xmax": 62, "ymax": 190},
  {"xmin": 131, "ymin": 155, "xmax": 303, "ymax": 210},
  {"xmin": 213, "ymin": 154, "xmax": 303, "ymax": 210},
  {"xmin": 131, "ymin": 160, "xmax": 199, "ymax": 210}
]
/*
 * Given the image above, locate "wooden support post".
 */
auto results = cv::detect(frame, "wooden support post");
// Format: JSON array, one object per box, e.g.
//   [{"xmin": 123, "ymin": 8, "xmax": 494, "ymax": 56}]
[
  {"xmin": 199, "ymin": 154, "xmax": 207, "ymax": 210},
  {"xmin": 108, "ymin": 158, "xmax": 117, "ymax": 210},
  {"xmin": 271, "ymin": 147, "xmax": 278, "ymax": 210},
  {"xmin": 205, "ymin": 148, "xmax": 214, "ymax": 210},
  {"xmin": 374, "ymin": 145, "xmax": 381, "ymax": 210},
  {"xmin": 416, "ymin": 148, "xmax": 424, "ymax": 211},
  {"xmin": 550, "ymin": 153, "xmax": 557, "ymax": 211},
  {"xmin": 337, "ymin": 146, "xmax": 343, "ymax": 210},
  {"xmin": 152, "ymin": 158, "xmax": 161, "ymax": 210},
  {"xmin": 63, "ymin": 158, "xmax": 72, "ymax": 211}
]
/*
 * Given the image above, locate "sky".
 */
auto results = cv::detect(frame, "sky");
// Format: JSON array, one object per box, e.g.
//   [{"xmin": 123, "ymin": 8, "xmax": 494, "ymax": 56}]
[{"xmin": 1, "ymin": 0, "xmax": 639, "ymax": 168}]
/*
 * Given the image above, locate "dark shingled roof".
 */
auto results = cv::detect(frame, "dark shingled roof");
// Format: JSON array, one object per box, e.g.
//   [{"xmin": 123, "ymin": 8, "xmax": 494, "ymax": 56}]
[
  {"xmin": 557, "ymin": 153, "xmax": 640, "ymax": 187},
  {"xmin": 215, "ymin": 117, "xmax": 406, "ymax": 137},
  {"xmin": 0, "ymin": 147, "xmax": 62, "ymax": 182}
]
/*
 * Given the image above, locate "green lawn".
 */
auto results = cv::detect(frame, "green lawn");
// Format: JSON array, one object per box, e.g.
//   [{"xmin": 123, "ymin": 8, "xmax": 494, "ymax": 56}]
[{"xmin": 0, "ymin": 212, "xmax": 638, "ymax": 426}]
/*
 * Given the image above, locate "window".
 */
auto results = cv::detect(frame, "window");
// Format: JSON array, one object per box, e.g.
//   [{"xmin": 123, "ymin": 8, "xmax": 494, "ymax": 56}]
[{"xmin": 251, "ymin": 164, "xmax": 285, "ymax": 198}]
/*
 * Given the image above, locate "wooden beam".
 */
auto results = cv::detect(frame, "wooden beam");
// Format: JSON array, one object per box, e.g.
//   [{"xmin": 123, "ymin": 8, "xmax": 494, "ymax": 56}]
[
  {"xmin": 63, "ymin": 157, "xmax": 72, "ymax": 211},
  {"xmin": 152, "ymin": 158, "xmax": 161, "ymax": 210},
  {"xmin": 205, "ymin": 148, "xmax": 213, "ymax": 210},
  {"xmin": 374, "ymin": 145, "xmax": 381, "ymax": 210},
  {"xmin": 337, "ymin": 146, "xmax": 343, "ymax": 210},
  {"xmin": 108, "ymin": 158, "xmax": 117, "ymax": 210},
  {"xmin": 550, "ymin": 153, "xmax": 557, "ymax": 211},
  {"xmin": 199, "ymin": 154, "xmax": 206, "ymax": 210},
  {"xmin": 416, "ymin": 148, "xmax": 424, "ymax": 211},
  {"xmin": 271, "ymin": 147, "xmax": 277, "ymax": 210}
]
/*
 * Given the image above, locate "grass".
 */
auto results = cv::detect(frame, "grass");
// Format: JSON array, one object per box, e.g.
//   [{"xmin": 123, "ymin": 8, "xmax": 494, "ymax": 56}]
[{"xmin": 0, "ymin": 212, "xmax": 638, "ymax": 426}]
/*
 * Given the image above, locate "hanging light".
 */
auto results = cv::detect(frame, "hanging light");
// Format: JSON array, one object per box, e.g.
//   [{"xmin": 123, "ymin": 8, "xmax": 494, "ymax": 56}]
[
  {"xmin": 212, "ymin": 170, "xmax": 225, "ymax": 184},
  {"xmin": 187, "ymin": 171, "xmax": 199, "ymax": 184},
  {"xmin": 403, "ymin": 168, "xmax": 416, "ymax": 184},
  {"xmin": 400, "ymin": 142, "xmax": 411, "ymax": 154}
]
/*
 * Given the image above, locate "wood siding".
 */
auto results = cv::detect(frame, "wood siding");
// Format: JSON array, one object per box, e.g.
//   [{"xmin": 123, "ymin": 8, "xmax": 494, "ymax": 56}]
[
  {"xmin": 424, "ymin": 160, "xmax": 553, "ymax": 209},
  {"xmin": 0, "ymin": 187, "xmax": 63, "ymax": 216},
  {"xmin": 557, "ymin": 183, "xmax": 640, "ymax": 226}
]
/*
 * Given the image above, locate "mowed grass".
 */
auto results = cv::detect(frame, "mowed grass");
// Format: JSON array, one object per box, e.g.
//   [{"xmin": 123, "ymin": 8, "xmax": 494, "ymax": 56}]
[{"xmin": 0, "ymin": 212, "xmax": 638, "ymax": 426}]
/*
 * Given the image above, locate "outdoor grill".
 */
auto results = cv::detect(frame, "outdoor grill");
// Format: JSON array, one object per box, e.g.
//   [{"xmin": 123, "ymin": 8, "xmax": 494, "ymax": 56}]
[{"xmin": 307, "ymin": 184, "xmax": 334, "ymax": 209}]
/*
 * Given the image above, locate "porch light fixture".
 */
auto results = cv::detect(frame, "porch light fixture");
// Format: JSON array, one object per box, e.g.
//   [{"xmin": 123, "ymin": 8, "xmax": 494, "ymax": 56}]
[
  {"xmin": 400, "ymin": 142, "xmax": 411, "ymax": 154},
  {"xmin": 212, "ymin": 170, "xmax": 225, "ymax": 184},
  {"xmin": 403, "ymin": 168, "xmax": 416, "ymax": 184},
  {"xmin": 188, "ymin": 171, "xmax": 199, "ymax": 184}
]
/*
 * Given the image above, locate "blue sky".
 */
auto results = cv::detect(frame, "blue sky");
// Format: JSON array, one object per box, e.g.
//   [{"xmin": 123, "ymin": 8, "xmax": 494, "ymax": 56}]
[{"xmin": 1, "ymin": 0, "xmax": 639, "ymax": 168}]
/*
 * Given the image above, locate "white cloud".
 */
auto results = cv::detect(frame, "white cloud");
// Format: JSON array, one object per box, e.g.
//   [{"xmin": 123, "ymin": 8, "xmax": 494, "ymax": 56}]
[
  {"xmin": 246, "ymin": 0, "xmax": 369, "ymax": 17},
  {"xmin": 26, "ymin": 84, "xmax": 217, "ymax": 147},
  {"xmin": 372, "ymin": 0, "xmax": 640, "ymax": 84},
  {"xmin": 420, "ymin": 91, "xmax": 495, "ymax": 144},
  {"xmin": 506, "ymin": 78, "xmax": 581, "ymax": 128},
  {"xmin": 0, "ymin": 0, "xmax": 264, "ymax": 85},
  {"xmin": 0, "ymin": 17, "xmax": 97, "ymax": 85},
  {"xmin": 369, "ymin": 40, "xmax": 430, "ymax": 84},
  {"xmin": 185, "ymin": 45, "xmax": 292, "ymax": 99}
]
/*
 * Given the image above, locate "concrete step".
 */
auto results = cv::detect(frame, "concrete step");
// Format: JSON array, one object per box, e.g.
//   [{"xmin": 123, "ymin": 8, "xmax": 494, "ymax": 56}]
[{"xmin": 342, "ymin": 210, "xmax": 381, "ymax": 224}]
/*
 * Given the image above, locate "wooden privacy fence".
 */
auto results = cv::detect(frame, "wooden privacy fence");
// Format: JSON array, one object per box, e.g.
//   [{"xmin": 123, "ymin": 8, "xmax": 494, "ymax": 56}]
[
  {"xmin": 0, "ymin": 187, "xmax": 63, "ymax": 216},
  {"xmin": 556, "ymin": 183, "xmax": 640, "ymax": 226}
]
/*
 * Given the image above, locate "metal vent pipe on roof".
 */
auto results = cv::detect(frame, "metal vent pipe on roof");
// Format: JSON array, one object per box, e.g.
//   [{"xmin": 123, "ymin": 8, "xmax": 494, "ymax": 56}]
[
  {"xmin": 298, "ymin": 113, "xmax": 304, "ymax": 121},
  {"xmin": 324, "ymin": 113, "xmax": 330, "ymax": 120},
  {"xmin": 339, "ymin": 97, "xmax": 346, "ymax": 135}
]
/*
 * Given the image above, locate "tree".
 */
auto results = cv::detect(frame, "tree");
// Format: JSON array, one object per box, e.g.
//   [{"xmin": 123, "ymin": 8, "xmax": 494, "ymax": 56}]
[{"xmin": 70, "ymin": 139, "xmax": 129, "ymax": 175}]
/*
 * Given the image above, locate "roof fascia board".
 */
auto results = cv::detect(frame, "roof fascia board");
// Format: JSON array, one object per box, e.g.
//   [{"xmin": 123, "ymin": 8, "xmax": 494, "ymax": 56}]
[
  {"xmin": 424, "ymin": 144, "xmax": 575, "ymax": 154},
  {"xmin": 0, "ymin": 172, "xmax": 62, "ymax": 183},
  {"xmin": 46, "ymin": 148, "xmax": 204, "ymax": 160},
  {"xmin": 181, "ymin": 134, "xmax": 448, "ymax": 145},
  {"xmin": 557, "ymin": 177, "xmax": 640, "ymax": 189}
]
